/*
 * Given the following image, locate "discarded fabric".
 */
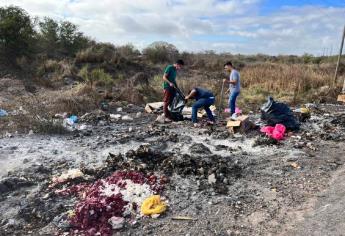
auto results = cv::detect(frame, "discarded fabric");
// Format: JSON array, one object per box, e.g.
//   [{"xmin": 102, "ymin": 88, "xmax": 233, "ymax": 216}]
[
  {"xmin": 0, "ymin": 109, "xmax": 8, "ymax": 117},
  {"xmin": 121, "ymin": 115, "xmax": 133, "ymax": 121},
  {"xmin": 260, "ymin": 124, "xmax": 286, "ymax": 140},
  {"xmin": 52, "ymin": 169, "xmax": 84, "ymax": 185},
  {"xmin": 141, "ymin": 195, "xmax": 167, "ymax": 216}
]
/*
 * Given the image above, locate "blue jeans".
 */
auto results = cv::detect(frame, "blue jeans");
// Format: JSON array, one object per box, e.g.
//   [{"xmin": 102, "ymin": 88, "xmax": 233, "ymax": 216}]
[
  {"xmin": 192, "ymin": 98, "xmax": 215, "ymax": 123},
  {"xmin": 229, "ymin": 91, "xmax": 240, "ymax": 115}
]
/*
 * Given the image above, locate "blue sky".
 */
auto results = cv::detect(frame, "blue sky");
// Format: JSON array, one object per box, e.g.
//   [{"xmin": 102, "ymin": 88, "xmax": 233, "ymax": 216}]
[
  {"xmin": 260, "ymin": 0, "xmax": 345, "ymax": 14},
  {"xmin": 1, "ymin": 0, "xmax": 345, "ymax": 55}
]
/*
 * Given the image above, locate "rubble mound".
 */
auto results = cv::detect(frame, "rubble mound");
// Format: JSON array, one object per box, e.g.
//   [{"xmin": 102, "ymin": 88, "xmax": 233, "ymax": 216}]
[{"xmin": 105, "ymin": 145, "xmax": 244, "ymax": 193}]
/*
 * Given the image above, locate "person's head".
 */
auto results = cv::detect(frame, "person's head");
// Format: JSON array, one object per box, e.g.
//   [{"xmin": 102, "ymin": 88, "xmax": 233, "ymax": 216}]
[
  {"xmin": 224, "ymin": 61, "xmax": 233, "ymax": 73},
  {"xmin": 174, "ymin": 59, "xmax": 184, "ymax": 70}
]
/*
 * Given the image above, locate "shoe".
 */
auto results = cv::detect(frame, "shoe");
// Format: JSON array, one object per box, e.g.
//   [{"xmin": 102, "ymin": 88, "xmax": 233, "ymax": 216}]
[
  {"xmin": 230, "ymin": 113, "xmax": 238, "ymax": 121},
  {"xmin": 193, "ymin": 123, "xmax": 201, "ymax": 128}
]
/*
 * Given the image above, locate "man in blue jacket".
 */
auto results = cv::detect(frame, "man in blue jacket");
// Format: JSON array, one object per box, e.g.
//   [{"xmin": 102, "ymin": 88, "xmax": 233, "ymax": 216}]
[{"xmin": 185, "ymin": 87, "xmax": 215, "ymax": 127}]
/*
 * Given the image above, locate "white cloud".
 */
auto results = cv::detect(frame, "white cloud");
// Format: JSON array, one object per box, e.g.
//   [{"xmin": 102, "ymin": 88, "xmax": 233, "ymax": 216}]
[{"xmin": 1, "ymin": 0, "xmax": 344, "ymax": 55}]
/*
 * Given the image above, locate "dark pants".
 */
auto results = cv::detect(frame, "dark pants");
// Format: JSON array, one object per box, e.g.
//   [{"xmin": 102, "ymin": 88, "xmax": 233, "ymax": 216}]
[
  {"xmin": 192, "ymin": 98, "xmax": 215, "ymax": 123},
  {"xmin": 163, "ymin": 88, "xmax": 176, "ymax": 119},
  {"xmin": 229, "ymin": 91, "xmax": 240, "ymax": 115}
]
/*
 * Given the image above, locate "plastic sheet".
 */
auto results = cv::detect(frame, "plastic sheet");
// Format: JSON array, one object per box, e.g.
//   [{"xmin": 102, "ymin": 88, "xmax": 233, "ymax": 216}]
[{"xmin": 260, "ymin": 124, "xmax": 286, "ymax": 141}]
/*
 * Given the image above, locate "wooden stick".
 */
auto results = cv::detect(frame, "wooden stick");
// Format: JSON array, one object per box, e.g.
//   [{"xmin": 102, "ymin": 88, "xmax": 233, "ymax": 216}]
[
  {"xmin": 218, "ymin": 80, "xmax": 225, "ymax": 118},
  {"xmin": 333, "ymin": 25, "xmax": 345, "ymax": 90}
]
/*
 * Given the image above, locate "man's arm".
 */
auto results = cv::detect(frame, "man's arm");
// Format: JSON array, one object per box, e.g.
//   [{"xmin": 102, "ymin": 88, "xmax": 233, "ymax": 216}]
[
  {"xmin": 185, "ymin": 89, "xmax": 197, "ymax": 100},
  {"xmin": 223, "ymin": 79, "xmax": 236, "ymax": 85},
  {"xmin": 163, "ymin": 73, "xmax": 175, "ymax": 87}
]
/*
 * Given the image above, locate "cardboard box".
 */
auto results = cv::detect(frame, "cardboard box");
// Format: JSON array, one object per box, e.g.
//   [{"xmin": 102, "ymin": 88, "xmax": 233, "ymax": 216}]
[
  {"xmin": 226, "ymin": 115, "xmax": 254, "ymax": 133},
  {"xmin": 337, "ymin": 94, "xmax": 345, "ymax": 103}
]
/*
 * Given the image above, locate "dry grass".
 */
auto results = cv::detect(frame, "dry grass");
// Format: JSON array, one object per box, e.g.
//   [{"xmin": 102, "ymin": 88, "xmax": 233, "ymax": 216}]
[
  {"xmin": 149, "ymin": 62, "xmax": 344, "ymax": 112},
  {"xmin": 0, "ymin": 82, "xmax": 102, "ymax": 135}
]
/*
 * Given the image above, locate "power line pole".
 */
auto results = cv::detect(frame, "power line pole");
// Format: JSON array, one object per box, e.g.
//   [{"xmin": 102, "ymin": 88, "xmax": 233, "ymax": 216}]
[{"xmin": 333, "ymin": 25, "xmax": 345, "ymax": 90}]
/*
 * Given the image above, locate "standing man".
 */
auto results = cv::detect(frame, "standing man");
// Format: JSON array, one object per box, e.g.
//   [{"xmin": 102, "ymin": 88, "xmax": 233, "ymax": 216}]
[
  {"xmin": 162, "ymin": 59, "xmax": 184, "ymax": 122},
  {"xmin": 185, "ymin": 87, "xmax": 215, "ymax": 127},
  {"xmin": 223, "ymin": 61, "xmax": 241, "ymax": 120}
]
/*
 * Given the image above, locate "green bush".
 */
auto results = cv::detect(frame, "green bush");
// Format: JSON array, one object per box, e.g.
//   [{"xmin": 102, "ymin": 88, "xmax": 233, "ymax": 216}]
[
  {"xmin": 78, "ymin": 65, "xmax": 113, "ymax": 88},
  {"xmin": 143, "ymin": 41, "xmax": 179, "ymax": 64},
  {"xmin": 115, "ymin": 44, "xmax": 140, "ymax": 58},
  {"xmin": 76, "ymin": 43, "xmax": 116, "ymax": 63},
  {"xmin": 90, "ymin": 68, "xmax": 113, "ymax": 87}
]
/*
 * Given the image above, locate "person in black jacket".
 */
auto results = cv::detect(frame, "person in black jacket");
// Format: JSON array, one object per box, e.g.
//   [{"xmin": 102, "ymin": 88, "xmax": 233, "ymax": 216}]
[{"xmin": 185, "ymin": 87, "xmax": 215, "ymax": 127}]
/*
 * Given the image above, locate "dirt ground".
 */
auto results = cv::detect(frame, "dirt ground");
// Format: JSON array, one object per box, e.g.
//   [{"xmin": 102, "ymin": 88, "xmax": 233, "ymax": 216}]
[{"xmin": 1, "ymin": 79, "xmax": 345, "ymax": 236}]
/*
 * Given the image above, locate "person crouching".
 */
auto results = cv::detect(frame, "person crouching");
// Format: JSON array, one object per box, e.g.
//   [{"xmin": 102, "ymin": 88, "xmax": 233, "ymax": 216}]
[{"xmin": 185, "ymin": 87, "xmax": 215, "ymax": 127}]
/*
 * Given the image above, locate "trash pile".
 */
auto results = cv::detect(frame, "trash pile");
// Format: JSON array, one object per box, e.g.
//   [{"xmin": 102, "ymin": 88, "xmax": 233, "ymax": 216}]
[
  {"xmin": 105, "ymin": 145, "xmax": 243, "ymax": 193},
  {"xmin": 261, "ymin": 96, "xmax": 300, "ymax": 131},
  {"xmin": 56, "ymin": 171, "xmax": 165, "ymax": 236}
]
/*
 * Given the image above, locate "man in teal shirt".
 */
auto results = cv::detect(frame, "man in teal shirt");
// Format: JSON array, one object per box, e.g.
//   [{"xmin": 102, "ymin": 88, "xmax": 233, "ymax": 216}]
[{"xmin": 162, "ymin": 59, "xmax": 184, "ymax": 121}]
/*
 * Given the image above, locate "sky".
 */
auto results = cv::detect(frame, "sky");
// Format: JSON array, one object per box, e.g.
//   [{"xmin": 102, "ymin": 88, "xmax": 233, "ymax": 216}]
[{"xmin": 1, "ymin": 0, "xmax": 345, "ymax": 55}]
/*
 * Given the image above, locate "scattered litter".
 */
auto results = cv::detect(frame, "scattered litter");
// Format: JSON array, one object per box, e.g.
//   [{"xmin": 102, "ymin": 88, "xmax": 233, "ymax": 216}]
[
  {"xmin": 100, "ymin": 101, "xmax": 109, "ymax": 111},
  {"xmin": 0, "ymin": 109, "xmax": 8, "ymax": 117},
  {"xmin": 110, "ymin": 114, "xmax": 122, "ymax": 120},
  {"xmin": 155, "ymin": 114, "xmax": 166, "ymax": 123},
  {"xmin": 116, "ymin": 107, "xmax": 123, "ymax": 112},
  {"xmin": 121, "ymin": 115, "xmax": 133, "ymax": 121},
  {"xmin": 260, "ymin": 124, "xmax": 286, "ymax": 141},
  {"xmin": 141, "ymin": 195, "xmax": 167, "ymax": 216},
  {"xmin": 171, "ymin": 216, "xmax": 196, "ymax": 221},
  {"xmin": 208, "ymin": 173, "xmax": 217, "ymax": 184},
  {"xmin": 145, "ymin": 102, "xmax": 163, "ymax": 113},
  {"xmin": 290, "ymin": 162, "xmax": 301, "ymax": 169},
  {"xmin": 294, "ymin": 107, "xmax": 311, "ymax": 122},
  {"xmin": 52, "ymin": 169, "xmax": 84, "ymax": 185},
  {"xmin": 108, "ymin": 216, "xmax": 125, "ymax": 230},
  {"xmin": 306, "ymin": 142, "xmax": 317, "ymax": 151},
  {"xmin": 54, "ymin": 112, "xmax": 68, "ymax": 119},
  {"xmin": 136, "ymin": 112, "xmax": 142, "ymax": 118}
]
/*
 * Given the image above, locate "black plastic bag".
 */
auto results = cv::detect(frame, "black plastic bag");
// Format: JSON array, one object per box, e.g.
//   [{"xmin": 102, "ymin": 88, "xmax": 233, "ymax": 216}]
[
  {"xmin": 261, "ymin": 96, "xmax": 300, "ymax": 131},
  {"xmin": 168, "ymin": 88, "xmax": 185, "ymax": 121}
]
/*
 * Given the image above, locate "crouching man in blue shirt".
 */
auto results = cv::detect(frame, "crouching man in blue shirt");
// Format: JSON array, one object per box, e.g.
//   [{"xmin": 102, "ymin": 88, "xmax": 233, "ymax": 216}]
[{"xmin": 185, "ymin": 87, "xmax": 216, "ymax": 127}]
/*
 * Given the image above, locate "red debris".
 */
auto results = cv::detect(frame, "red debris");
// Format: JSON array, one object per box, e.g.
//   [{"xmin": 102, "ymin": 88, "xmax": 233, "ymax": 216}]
[{"xmin": 61, "ymin": 171, "xmax": 164, "ymax": 236}]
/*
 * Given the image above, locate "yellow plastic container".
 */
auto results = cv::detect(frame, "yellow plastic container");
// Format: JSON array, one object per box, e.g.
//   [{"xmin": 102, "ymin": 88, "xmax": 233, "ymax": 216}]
[{"xmin": 141, "ymin": 195, "xmax": 167, "ymax": 215}]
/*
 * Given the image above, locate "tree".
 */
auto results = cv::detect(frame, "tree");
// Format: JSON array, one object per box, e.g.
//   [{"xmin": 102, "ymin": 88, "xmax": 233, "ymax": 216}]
[
  {"xmin": 59, "ymin": 21, "xmax": 90, "ymax": 56},
  {"xmin": 0, "ymin": 6, "xmax": 35, "ymax": 63},
  {"xmin": 38, "ymin": 17, "xmax": 59, "ymax": 56}
]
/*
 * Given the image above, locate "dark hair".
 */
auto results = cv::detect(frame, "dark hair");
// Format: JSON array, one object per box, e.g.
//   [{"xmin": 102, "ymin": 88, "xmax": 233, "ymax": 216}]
[
  {"xmin": 176, "ymin": 59, "xmax": 184, "ymax": 66},
  {"xmin": 224, "ymin": 61, "xmax": 233, "ymax": 67}
]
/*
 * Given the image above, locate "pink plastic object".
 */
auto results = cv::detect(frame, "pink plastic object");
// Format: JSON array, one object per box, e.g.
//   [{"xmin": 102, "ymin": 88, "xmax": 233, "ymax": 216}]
[
  {"xmin": 260, "ymin": 124, "xmax": 286, "ymax": 141},
  {"xmin": 235, "ymin": 107, "xmax": 242, "ymax": 114},
  {"xmin": 224, "ymin": 107, "xmax": 242, "ymax": 114}
]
